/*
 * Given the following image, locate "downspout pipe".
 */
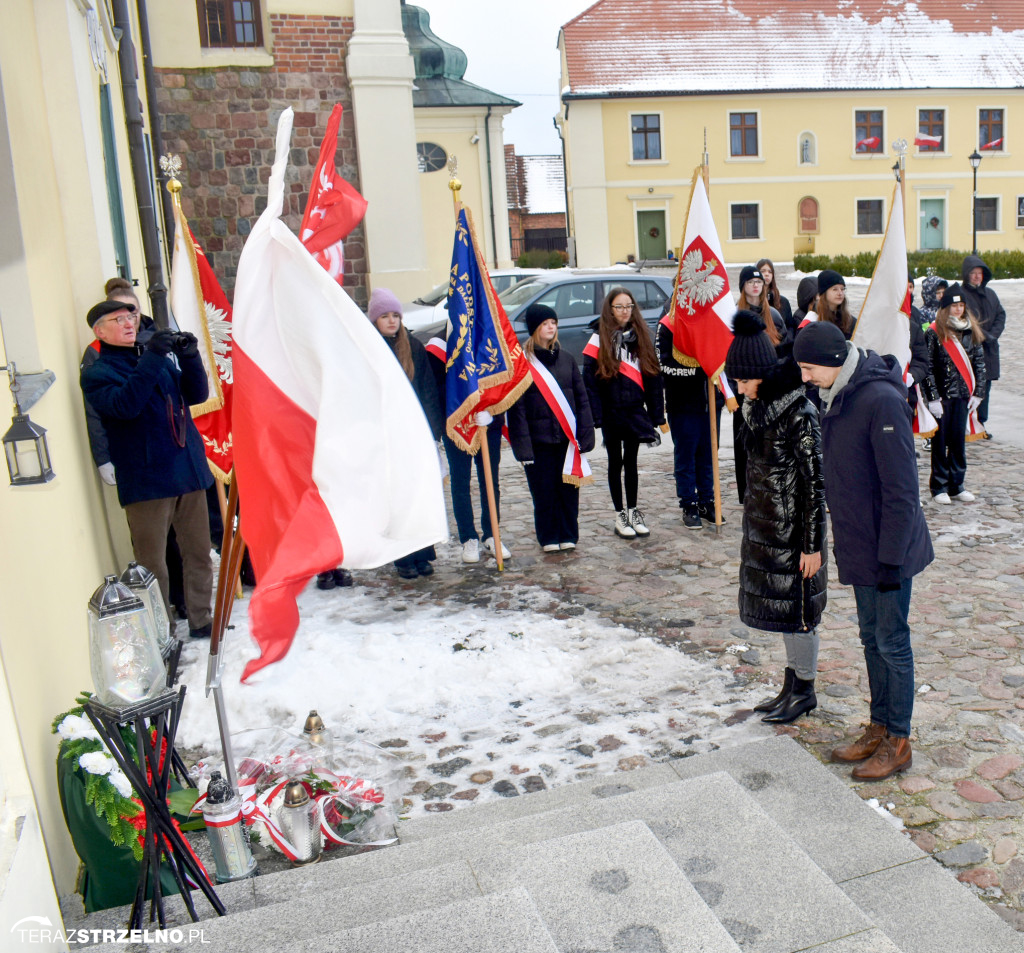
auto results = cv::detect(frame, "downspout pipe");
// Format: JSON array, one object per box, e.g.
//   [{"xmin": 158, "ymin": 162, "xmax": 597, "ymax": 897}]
[
  {"xmin": 135, "ymin": 0, "xmax": 175, "ymax": 270},
  {"xmin": 484, "ymin": 105, "xmax": 497, "ymax": 268},
  {"xmin": 110, "ymin": 0, "xmax": 168, "ymax": 328}
]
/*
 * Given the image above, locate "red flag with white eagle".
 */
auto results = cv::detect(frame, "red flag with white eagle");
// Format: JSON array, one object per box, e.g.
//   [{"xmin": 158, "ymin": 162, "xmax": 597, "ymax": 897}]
[
  {"xmin": 299, "ymin": 104, "xmax": 368, "ymax": 285},
  {"xmin": 168, "ymin": 201, "xmax": 234, "ymax": 481},
  {"xmin": 669, "ymin": 169, "xmax": 734, "ymax": 381},
  {"xmin": 232, "ymin": 109, "xmax": 447, "ymax": 681}
]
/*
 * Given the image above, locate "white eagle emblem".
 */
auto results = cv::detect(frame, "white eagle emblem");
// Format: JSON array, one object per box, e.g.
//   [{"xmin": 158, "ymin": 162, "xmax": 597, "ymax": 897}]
[
  {"xmin": 204, "ymin": 301, "xmax": 233, "ymax": 384},
  {"xmin": 676, "ymin": 248, "xmax": 725, "ymax": 315}
]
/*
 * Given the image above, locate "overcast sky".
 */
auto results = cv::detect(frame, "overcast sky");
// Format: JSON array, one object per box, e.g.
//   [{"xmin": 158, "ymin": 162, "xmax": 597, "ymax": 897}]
[{"xmin": 416, "ymin": 0, "xmax": 596, "ymax": 155}]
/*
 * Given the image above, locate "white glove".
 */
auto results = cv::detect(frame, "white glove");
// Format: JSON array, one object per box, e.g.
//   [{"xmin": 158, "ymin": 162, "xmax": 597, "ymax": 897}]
[
  {"xmin": 968, "ymin": 395, "xmax": 982, "ymax": 413},
  {"xmin": 927, "ymin": 400, "xmax": 943, "ymax": 420},
  {"xmin": 905, "ymin": 372, "xmax": 914, "ymax": 387},
  {"xmin": 475, "ymin": 410, "xmax": 493, "ymax": 426},
  {"xmin": 436, "ymin": 442, "xmax": 449, "ymax": 481},
  {"xmin": 98, "ymin": 462, "xmax": 117, "ymax": 485}
]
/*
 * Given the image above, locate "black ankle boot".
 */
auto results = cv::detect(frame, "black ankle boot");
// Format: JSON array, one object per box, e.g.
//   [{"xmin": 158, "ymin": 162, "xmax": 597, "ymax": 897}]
[
  {"xmin": 754, "ymin": 667, "xmax": 794, "ymax": 713},
  {"xmin": 761, "ymin": 676, "xmax": 817, "ymax": 724}
]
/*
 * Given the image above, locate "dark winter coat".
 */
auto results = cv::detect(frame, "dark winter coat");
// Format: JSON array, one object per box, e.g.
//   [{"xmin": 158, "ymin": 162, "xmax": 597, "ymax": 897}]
[
  {"xmin": 960, "ymin": 256, "xmax": 1006, "ymax": 380},
  {"xmin": 923, "ymin": 326, "xmax": 986, "ymax": 402},
  {"xmin": 737, "ymin": 361, "xmax": 827, "ymax": 633},
  {"xmin": 656, "ymin": 322, "xmax": 723, "ymax": 416},
  {"xmin": 384, "ymin": 332, "xmax": 444, "ymax": 440},
  {"xmin": 583, "ymin": 337, "xmax": 664, "ymax": 442},
  {"xmin": 919, "ymin": 276, "xmax": 948, "ymax": 326},
  {"xmin": 906, "ymin": 310, "xmax": 933, "ymax": 397},
  {"xmin": 819, "ymin": 348, "xmax": 934, "ymax": 587},
  {"xmin": 506, "ymin": 345, "xmax": 594, "ymax": 461},
  {"xmin": 81, "ymin": 343, "xmax": 213, "ymax": 507}
]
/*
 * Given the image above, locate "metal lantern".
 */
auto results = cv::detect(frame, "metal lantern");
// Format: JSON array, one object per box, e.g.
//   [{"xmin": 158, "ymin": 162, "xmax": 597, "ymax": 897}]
[
  {"xmin": 87, "ymin": 574, "xmax": 166, "ymax": 707},
  {"xmin": 120, "ymin": 562, "xmax": 173, "ymax": 655},
  {"xmin": 3, "ymin": 413, "xmax": 54, "ymax": 486},
  {"xmin": 277, "ymin": 779, "xmax": 321, "ymax": 866}
]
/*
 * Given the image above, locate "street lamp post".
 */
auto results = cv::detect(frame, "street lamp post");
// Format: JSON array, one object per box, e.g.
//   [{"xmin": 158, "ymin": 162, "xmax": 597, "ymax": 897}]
[{"xmin": 968, "ymin": 150, "xmax": 982, "ymax": 255}]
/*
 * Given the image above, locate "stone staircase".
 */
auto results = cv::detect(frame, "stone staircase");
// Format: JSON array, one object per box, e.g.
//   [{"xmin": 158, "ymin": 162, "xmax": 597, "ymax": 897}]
[{"xmin": 67, "ymin": 736, "xmax": 1023, "ymax": 953}]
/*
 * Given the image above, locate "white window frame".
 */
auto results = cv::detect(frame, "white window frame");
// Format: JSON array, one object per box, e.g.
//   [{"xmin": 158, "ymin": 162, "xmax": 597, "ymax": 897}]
[
  {"xmin": 729, "ymin": 200, "xmax": 763, "ymax": 242},
  {"xmin": 855, "ymin": 196, "xmax": 886, "ymax": 236},
  {"xmin": 628, "ymin": 111, "xmax": 667, "ymax": 165},
  {"xmin": 797, "ymin": 131, "xmax": 817, "ymax": 166},
  {"xmin": 851, "ymin": 106, "xmax": 886, "ymax": 159},
  {"xmin": 914, "ymin": 104, "xmax": 949, "ymax": 156},
  {"xmin": 725, "ymin": 108, "xmax": 763, "ymax": 162}
]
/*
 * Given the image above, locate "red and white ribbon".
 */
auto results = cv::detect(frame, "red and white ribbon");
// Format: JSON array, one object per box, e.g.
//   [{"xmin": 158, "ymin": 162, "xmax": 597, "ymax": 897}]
[
  {"xmin": 526, "ymin": 354, "xmax": 593, "ymax": 486},
  {"xmin": 425, "ymin": 337, "xmax": 446, "ymax": 363},
  {"xmin": 583, "ymin": 333, "xmax": 644, "ymax": 390}
]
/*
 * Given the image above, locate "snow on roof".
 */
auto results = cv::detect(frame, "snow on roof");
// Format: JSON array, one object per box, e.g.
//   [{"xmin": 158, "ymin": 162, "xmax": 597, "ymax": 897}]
[
  {"xmin": 522, "ymin": 155, "xmax": 566, "ymax": 215},
  {"xmin": 561, "ymin": 0, "xmax": 1024, "ymax": 96}
]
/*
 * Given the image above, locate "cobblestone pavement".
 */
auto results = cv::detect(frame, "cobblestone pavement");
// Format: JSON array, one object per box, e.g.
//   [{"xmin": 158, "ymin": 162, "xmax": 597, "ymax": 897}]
[{"xmin": 366, "ymin": 272, "xmax": 1024, "ymax": 929}]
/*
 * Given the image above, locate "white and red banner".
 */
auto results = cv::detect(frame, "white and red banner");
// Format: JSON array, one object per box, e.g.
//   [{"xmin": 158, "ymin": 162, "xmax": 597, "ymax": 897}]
[
  {"xmin": 912, "ymin": 384, "xmax": 938, "ymax": 437},
  {"xmin": 232, "ymin": 109, "xmax": 447, "ymax": 681},
  {"xmin": 853, "ymin": 179, "xmax": 911, "ymax": 372},
  {"xmin": 914, "ymin": 134, "xmax": 942, "ymax": 148},
  {"xmin": 169, "ymin": 206, "xmax": 234, "ymax": 480},
  {"xmin": 526, "ymin": 353, "xmax": 592, "ymax": 487},
  {"xmin": 669, "ymin": 171, "xmax": 734, "ymax": 379},
  {"xmin": 299, "ymin": 104, "xmax": 368, "ymax": 286}
]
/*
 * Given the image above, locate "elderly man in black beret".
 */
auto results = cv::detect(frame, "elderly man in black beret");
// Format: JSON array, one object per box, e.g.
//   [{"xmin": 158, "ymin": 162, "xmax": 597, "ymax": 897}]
[
  {"xmin": 794, "ymin": 321, "xmax": 933, "ymax": 781},
  {"xmin": 81, "ymin": 301, "xmax": 214, "ymax": 640}
]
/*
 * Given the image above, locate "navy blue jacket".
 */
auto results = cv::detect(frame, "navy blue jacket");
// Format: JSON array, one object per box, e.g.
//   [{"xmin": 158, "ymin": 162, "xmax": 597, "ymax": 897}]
[
  {"xmin": 80, "ymin": 344, "xmax": 213, "ymax": 506},
  {"xmin": 819, "ymin": 350, "xmax": 933, "ymax": 587}
]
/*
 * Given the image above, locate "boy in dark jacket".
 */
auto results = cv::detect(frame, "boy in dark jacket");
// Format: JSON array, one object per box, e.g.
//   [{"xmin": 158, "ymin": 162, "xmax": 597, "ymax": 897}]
[{"xmin": 795, "ymin": 322, "xmax": 933, "ymax": 781}]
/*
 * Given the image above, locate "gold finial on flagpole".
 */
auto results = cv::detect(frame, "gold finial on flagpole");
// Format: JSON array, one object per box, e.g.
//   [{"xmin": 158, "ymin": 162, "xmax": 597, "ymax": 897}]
[{"xmin": 160, "ymin": 153, "xmax": 184, "ymax": 207}]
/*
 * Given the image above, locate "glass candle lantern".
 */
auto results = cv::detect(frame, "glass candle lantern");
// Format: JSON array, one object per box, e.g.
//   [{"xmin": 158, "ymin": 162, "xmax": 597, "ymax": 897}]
[
  {"xmin": 277, "ymin": 779, "xmax": 321, "ymax": 866},
  {"xmin": 202, "ymin": 771, "xmax": 257, "ymax": 883},
  {"xmin": 120, "ymin": 562, "xmax": 173, "ymax": 654},
  {"xmin": 87, "ymin": 575, "xmax": 166, "ymax": 707}
]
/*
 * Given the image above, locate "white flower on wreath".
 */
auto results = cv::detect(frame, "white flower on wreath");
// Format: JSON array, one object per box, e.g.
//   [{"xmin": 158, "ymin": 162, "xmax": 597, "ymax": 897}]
[
  {"xmin": 108, "ymin": 769, "xmax": 133, "ymax": 798},
  {"xmin": 79, "ymin": 751, "xmax": 117, "ymax": 776},
  {"xmin": 57, "ymin": 714, "xmax": 101, "ymax": 743}
]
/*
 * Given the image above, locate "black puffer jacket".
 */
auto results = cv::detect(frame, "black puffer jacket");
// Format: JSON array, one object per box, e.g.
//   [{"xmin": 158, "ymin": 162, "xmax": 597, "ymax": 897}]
[
  {"xmin": 737, "ymin": 360, "xmax": 827, "ymax": 633},
  {"xmin": 960, "ymin": 255, "xmax": 1005, "ymax": 380},
  {"xmin": 506, "ymin": 345, "xmax": 595, "ymax": 461},
  {"xmin": 923, "ymin": 326, "xmax": 986, "ymax": 401}
]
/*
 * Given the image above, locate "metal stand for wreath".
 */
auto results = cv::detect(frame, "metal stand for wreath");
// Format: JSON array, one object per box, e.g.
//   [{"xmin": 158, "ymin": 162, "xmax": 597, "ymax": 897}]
[{"xmin": 84, "ymin": 687, "xmax": 225, "ymax": 929}]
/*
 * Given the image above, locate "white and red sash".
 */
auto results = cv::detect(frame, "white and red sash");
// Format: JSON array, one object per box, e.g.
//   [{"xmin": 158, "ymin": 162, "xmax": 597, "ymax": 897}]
[
  {"xmin": 425, "ymin": 337, "xmax": 446, "ymax": 362},
  {"xmin": 931, "ymin": 323, "xmax": 986, "ymax": 438},
  {"xmin": 798, "ymin": 311, "xmax": 819, "ymax": 330},
  {"xmin": 583, "ymin": 332, "xmax": 644, "ymax": 390},
  {"xmin": 527, "ymin": 354, "xmax": 593, "ymax": 486}
]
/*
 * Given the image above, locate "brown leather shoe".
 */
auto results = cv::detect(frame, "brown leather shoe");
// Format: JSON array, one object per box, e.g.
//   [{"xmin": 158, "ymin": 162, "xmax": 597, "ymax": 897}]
[
  {"xmin": 831, "ymin": 723, "xmax": 887, "ymax": 763},
  {"xmin": 851, "ymin": 736, "xmax": 912, "ymax": 781}
]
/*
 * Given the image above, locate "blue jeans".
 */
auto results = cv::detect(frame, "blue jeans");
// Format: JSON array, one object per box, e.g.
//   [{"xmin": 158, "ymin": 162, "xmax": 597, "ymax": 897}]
[
  {"xmin": 853, "ymin": 580, "xmax": 915, "ymax": 738},
  {"xmin": 443, "ymin": 429, "xmax": 501, "ymax": 544},
  {"xmin": 667, "ymin": 406, "xmax": 718, "ymax": 505}
]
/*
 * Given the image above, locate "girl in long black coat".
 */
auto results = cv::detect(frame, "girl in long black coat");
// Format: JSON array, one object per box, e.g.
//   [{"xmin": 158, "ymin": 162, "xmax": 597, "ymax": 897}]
[
  {"xmin": 507, "ymin": 305, "xmax": 595, "ymax": 551},
  {"xmin": 725, "ymin": 310, "xmax": 828, "ymax": 725}
]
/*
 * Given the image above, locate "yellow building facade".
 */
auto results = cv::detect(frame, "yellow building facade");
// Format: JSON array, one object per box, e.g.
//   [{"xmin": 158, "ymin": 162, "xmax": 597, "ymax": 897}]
[{"xmin": 558, "ymin": 1, "xmax": 1024, "ymax": 268}]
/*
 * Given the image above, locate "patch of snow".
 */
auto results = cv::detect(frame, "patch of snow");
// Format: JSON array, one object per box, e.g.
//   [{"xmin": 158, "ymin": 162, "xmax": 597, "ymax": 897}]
[{"xmin": 866, "ymin": 797, "xmax": 905, "ymax": 831}]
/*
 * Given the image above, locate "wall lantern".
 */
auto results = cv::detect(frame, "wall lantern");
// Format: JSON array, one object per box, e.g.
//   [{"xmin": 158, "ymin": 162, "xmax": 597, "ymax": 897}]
[{"xmin": 1, "ymin": 361, "xmax": 55, "ymax": 486}]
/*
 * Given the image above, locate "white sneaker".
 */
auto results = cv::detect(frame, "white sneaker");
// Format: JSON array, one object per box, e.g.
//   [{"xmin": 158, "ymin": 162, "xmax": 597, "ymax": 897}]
[
  {"xmin": 484, "ymin": 537, "xmax": 511, "ymax": 559},
  {"xmin": 952, "ymin": 489, "xmax": 975, "ymax": 502},
  {"xmin": 462, "ymin": 539, "xmax": 480, "ymax": 563},
  {"xmin": 932, "ymin": 492, "xmax": 952, "ymax": 505},
  {"xmin": 629, "ymin": 507, "xmax": 650, "ymax": 536},
  {"xmin": 614, "ymin": 509, "xmax": 637, "ymax": 538},
  {"xmin": 542, "ymin": 543, "xmax": 560, "ymax": 553},
  {"xmin": 559, "ymin": 542, "xmax": 576, "ymax": 550}
]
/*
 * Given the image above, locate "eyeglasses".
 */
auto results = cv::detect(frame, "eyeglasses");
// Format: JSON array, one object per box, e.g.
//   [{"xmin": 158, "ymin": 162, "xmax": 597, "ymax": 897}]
[
  {"xmin": 611, "ymin": 304, "xmax": 634, "ymax": 312},
  {"xmin": 100, "ymin": 312, "xmax": 137, "ymax": 327}
]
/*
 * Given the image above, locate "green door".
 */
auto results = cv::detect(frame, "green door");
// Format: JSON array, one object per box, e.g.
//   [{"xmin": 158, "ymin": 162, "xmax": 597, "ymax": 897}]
[
  {"xmin": 637, "ymin": 210, "xmax": 666, "ymax": 261},
  {"xmin": 920, "ymin": 199, "xmax": 944, "ymax": 250}
]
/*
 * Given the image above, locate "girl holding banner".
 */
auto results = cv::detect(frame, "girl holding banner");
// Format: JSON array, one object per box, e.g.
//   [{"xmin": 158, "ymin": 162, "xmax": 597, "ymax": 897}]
[
  {"xmin": 507, "ymin": 305, "xmax": 595, "ymax": 552},
  {"xmin": 924, "ymin": 283, "xmax": 987, "ymax": 505}
]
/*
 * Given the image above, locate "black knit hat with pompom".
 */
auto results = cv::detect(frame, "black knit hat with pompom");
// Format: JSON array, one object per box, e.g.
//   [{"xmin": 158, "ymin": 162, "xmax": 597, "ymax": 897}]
[{"xmin": 725, "ymin": 309, "xmax": 779, "ymax": 380}]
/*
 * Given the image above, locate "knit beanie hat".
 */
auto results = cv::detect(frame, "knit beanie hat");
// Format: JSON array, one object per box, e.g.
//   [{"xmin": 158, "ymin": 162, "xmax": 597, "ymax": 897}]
[
  {"xmin": 938, "ymin": 282, "xmax": 965, "ymax": 310},
  {"xmin": 368, "ymin": 288, "xmax": 403, "ymax": 323},
  {"xmin": 792, "ymin": 321, "xmax": 848, "ymax": 367},
  {"xmin": 817, "ymin": 269, "xmax": 845, "ymax": 295},
  {"xmin": 86, "ymin": 299, "xmax": 128, "ymax": 328},
  {"xmin": 525, "ymin": 303, "xmax": 557, "ymax": 337},
  {"xmin": 738, "ymin": 265, "xmax": 763, "ymax": 288},
  {"xmin": 725, "ymin": 310, "xmax": 778, "ymax": 380},
  {"xmin": 796, "ymin": 276, "xmax": 818, "ymax": 313}
]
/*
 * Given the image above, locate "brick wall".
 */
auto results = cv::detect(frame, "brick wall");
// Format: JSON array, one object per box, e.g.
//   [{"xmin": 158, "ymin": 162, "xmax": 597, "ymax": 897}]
[
  {"xmin": 155, "ymin": 15, "xmax": 367, "ymax": 305},
  {"xmin": 523, "ymin": 212, "xmax": 567, "ymax": 232}
]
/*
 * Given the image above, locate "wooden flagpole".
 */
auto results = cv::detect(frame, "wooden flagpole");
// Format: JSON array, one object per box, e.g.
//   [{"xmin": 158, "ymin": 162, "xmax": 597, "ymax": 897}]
[{"xmin": 449, "ymin": 156, "xmax": 504, "ymax": 570}]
